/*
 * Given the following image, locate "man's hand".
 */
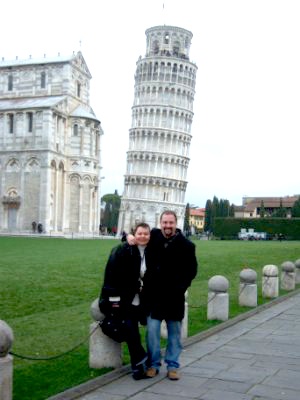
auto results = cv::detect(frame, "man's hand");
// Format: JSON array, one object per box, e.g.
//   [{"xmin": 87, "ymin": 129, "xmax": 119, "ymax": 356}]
[{"xmin": 127, "ymin": 234, "xmax": 136, "ymax": 245}]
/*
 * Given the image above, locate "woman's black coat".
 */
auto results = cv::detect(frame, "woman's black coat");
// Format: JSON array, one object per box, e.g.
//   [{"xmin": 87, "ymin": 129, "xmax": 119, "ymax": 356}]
[{"xmin": 99, "ymin": 243, "xmax": 149, "ymax": 318}]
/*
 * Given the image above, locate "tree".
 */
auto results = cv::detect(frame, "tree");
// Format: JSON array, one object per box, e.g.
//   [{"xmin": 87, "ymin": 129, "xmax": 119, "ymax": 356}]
[
  {"xmin": 219, "ymin": 199, "xmax": 230, "ymax": 217},
  {"xmin": 259, "ymin": 200, "xmax": 265, "ymax": 218},
  {"xmin": 272, "ymin": 198, "xmax": 287, "ymax": 218},
  {"xmin": 184, "ymin": 203, "xmax": 191, "ymax": 236},
  {"xmin": 204, "ymin": 196, "xmax": 235, "ymax": 234},
  {"xmin": 101, "ymin": 190, "xmax": 121, "ymax": 233},
  {"xmin": 204, "ymin": 199, "xmax": 212, "ymax": 233},
  {"xmin": 291, "ymin": 197, "xmax": 300, "ymax": 217},
  {"xmin": 229, "ymin": 204, "xmax": 235, "ymax": 217},
  {"xmin": 212, "ymin": 196, "xmax": 219, "ymax": 221}
]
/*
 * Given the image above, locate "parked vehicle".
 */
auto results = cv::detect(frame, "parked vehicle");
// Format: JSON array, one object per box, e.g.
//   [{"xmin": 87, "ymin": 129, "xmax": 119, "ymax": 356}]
[{"xmin": 238, "ymin": 228, "xmax": 267, "ymax": 240}]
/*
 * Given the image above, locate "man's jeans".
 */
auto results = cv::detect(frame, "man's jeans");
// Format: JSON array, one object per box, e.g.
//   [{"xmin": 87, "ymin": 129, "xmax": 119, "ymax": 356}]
[{"xmin": 146, "ymin": 316, "xmax": 182, "ymax": 371}]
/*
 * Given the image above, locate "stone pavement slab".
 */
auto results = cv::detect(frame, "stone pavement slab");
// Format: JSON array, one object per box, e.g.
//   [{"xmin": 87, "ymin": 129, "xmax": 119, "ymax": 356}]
[{"xmin": 48, "ymin": 291, "xmax": 300, "ymax": 400}]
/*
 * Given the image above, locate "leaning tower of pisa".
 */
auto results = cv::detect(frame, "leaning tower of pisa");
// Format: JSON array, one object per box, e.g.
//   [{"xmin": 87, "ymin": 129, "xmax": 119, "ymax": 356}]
[{"xmin": 118, "ymin": 25, "xmax": 197, "ymax": 233}]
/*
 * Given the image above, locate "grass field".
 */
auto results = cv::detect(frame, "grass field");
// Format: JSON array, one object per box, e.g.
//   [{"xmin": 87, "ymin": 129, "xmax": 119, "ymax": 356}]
[{"xmin": 1, "ymin": 237, "xmax": 300, "ymax": 399}]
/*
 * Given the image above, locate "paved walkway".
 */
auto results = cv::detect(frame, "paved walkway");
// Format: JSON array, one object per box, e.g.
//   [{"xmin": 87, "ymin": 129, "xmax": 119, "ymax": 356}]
[{"xmin": 50, "ymin": 291, "xmax": 300, "ymax": 400}]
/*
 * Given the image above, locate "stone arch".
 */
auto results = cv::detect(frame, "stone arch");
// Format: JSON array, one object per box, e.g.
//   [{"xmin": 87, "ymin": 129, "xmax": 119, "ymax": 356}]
[
  {"xmin": 69, "ymin": 174, "xmax": 80, "ymax": 232},
  {"xmin": 82, "ymin": 175, "xmax": 92, "ymax": 183},
  {"xmin": 24, "ymin": 157, "xmax": 40, "ymax": 171},
  {"xmin": 2, "ymin": 186, "xmax": 21, "ymax": 229},
  {"xmin": 50, "ymin": 159, "xmax": 57, "ymax": 170},
  {"xmin": 81, "ymin": 175, "xmax": 93, "ymax": 231},
  {"xmin": 7, "ymin": 187, "xmax": 18, "ymax": 197},
  {"xmin": 6, "ymin": 158, "xmax": 20, "ymax": 172}
]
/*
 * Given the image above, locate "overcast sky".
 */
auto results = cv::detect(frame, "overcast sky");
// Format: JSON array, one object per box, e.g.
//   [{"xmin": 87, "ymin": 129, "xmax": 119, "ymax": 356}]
[{"xmin": 2, "ymin": 0, "xmax": 300, "ymax": 207}]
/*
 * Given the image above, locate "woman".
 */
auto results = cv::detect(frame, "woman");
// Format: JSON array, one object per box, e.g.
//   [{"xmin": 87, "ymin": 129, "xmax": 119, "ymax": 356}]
[{"xmin": 99, "ymin": 222, "xmax": 151, "ymax": 380}]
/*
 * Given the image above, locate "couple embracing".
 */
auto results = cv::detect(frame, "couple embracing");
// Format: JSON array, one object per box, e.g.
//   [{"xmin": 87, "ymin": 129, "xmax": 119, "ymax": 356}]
[{"xmin": 99, "ymin": 210, "xmax": 198, "ymax": 380}]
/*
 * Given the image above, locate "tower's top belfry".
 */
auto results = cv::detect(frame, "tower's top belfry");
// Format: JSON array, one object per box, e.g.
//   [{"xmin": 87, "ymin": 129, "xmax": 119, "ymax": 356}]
[{"xmin": 145, "ymin": 25, "xmax": 193, "ymax": 60}]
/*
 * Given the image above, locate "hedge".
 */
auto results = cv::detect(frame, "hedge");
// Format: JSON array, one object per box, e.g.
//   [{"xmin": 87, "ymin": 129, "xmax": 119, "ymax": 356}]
[{"xmin": 213, "ymin": 217, "xmax": 300, "ymax": 240}]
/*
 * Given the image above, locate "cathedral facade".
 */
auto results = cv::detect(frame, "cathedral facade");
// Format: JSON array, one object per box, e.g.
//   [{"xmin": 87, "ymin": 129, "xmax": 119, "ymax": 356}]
[
  {"xmin": 0, "ymin": 52, "xmax": 103, "ymax": 234},
  {"xmin": 118, "ymin": 25, "xmax": 197, "ymax": 233}
]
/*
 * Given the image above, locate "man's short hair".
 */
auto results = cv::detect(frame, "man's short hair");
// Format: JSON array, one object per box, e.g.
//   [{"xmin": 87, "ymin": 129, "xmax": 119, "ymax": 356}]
[
  {"xmin": 160, "ymin": 210, "xmax": 177, "ymax": 222},
  {"xmin": 133, "ymin": 222, "xmax": 151, "ymax": 234}
]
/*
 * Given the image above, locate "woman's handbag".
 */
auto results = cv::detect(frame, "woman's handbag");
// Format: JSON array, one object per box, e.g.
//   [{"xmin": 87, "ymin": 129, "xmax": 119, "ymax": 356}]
[{"xmin": 99, "ymin": 314, "xmax": 128, "ymax": 343}]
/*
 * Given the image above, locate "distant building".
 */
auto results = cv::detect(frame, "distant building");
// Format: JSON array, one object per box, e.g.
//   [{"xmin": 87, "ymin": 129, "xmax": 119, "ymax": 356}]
[
  {"xmin": 0, "ymin": 51, "xmax": 103, "ymax": 234},
  {"xmin": 189, "ymin": 208, "xmax": 205, "ymax": 232},
  {"xmin": 117, "ymin": 25, "xmax": 198, "ymax": 233},
  {"xmin": 234, "ymin": 196, "xmax": 299, "ymax": 218}
]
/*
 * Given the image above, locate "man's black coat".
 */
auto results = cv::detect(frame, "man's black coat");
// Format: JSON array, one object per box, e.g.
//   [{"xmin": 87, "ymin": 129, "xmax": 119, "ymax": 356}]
[{"xmin": 142, "ymin": 228, "xmax": 198, "ymax": 321}]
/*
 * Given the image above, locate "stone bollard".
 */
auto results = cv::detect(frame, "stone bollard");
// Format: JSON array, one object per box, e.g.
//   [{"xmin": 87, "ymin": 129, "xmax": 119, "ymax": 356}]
[
  {"xmin": 280, "ymin": 261, "xmax": 296, "ymax": 291},
  {"xmin": 89, "ymin": 299, "xmax": 122, "ymax": 369},
  {"xmin": 239, "ymin": 268, "xmax": 257, "ymax": 307},
  {"xmin": 262, "ymin": 265, "xmax": 279, "ymax": 298},
  {"xmin": 207, "ymin": 275, "xmax": 229, "ymax": 321},
  {"xmin": 0, "ymin": 320, "xmax": 14, "ymax": 400},
  {"xmin": 295, "ymin": 259, "xmax": 300, "ymax": 284},
  {"xmin": 161, "ymin": 298, "xmax": 188, "ymax": 339}
]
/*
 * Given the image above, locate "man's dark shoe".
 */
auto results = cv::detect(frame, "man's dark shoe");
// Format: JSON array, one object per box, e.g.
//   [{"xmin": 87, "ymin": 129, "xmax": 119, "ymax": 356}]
[
  {"xmin": 132, "ymin": 363, "xmax": 147, "ymax": 380},
  {"xmin": 145, "ymin": 367, "xmax": 159, "ymax": 378},
  {"xmin": 132, "ymin": 370, "xmax": 146, "ymax": 380},
  {"xmin": 132, "ymin": 368, "xmax": 147, "ymax": 381}
]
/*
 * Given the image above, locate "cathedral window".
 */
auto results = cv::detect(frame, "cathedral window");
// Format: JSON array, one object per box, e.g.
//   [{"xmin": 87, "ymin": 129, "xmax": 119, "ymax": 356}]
[
  {"xmin": 77, "ymin": 82, "xmax": 81, "ymax": 97},
  {"xmin": 41, "ymin": 71, "xmax": 46, "ymax": 88},
  {"xmin": 27, "ymin": 112, "xmax": 33, "ymax": 132},
  {"xmin": 8, "ymin": 114, "xmax": 14, "ymax": 133},
  {"xmin": 164, "ymin": 33, "xmax": 170, "ymax": 44},
  {"xmin": 73, "ymin": 124, "xmax": 79, "ymax": 136},
  {"xmin": 8, "ymin": 74, "xmax": 13, "ymax": 91}
]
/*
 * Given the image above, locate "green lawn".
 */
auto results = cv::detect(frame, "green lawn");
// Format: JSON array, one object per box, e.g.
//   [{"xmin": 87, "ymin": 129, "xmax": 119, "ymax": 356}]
[{"xmin": 1, "ymin": 237, "xmax": 300, "ymax": 399}]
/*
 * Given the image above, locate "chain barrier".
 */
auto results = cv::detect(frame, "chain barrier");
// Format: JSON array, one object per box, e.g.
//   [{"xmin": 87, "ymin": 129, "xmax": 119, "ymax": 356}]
[
  {"xmin": 188, "ymin": 292, "xmax": 217, "ymax": 309},
  {"xmin": 9, "ymin": 323, "xmax": 99, "ymax": 361},
  {"xmin": 9, "ymin": 277, "xmax": 274, "ymax": 360}
]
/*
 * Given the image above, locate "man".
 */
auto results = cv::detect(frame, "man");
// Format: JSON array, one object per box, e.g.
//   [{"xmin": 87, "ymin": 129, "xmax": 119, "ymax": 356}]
[{"xmin": 128, "ymin": 210, "xmax": 198, "ymax": 380}]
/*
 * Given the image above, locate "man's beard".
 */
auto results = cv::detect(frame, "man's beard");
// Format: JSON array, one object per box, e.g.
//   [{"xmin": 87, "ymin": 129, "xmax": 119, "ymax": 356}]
[{"xmin": 163, "ymin": 228, "xmax": 173, "ymax": 238}]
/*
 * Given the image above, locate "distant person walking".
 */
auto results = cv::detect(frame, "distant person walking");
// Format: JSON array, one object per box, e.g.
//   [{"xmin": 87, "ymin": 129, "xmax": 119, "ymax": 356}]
[{"xmin": 32, "ymin": 221, "xmax": 37, "ymax": 233}]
